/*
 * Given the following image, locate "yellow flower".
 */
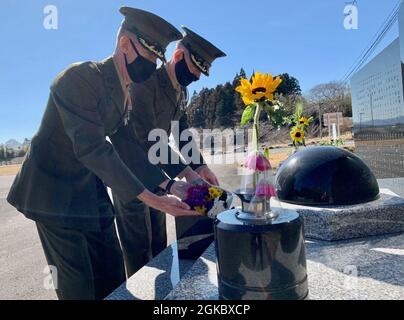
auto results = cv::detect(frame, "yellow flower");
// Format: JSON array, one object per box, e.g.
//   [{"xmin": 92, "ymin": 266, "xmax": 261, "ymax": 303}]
[
  {"xmin": 291, "ymin": 127, "xmax": 305, "ymax": 144},
  {"xmin": 194, "ymin": 206, "xmax": 207, "ymax": 214},
  {"xmin": 299, "ymin": 117, "xmax": 309, "ymax": 127},
  {"xmin": 235, "ymin": 78, "xmax": 254, "ymax": 105},
  {"xmin": 235, "ymin": 72, "xmax": 282, "ymax": 106},
  {"xmin": 252, "ymin": 72, "xmax": 282, "ymax": 101},
  {"xmin": 208, "ymin": 187, "xmax": 223, "ymax": 199}
]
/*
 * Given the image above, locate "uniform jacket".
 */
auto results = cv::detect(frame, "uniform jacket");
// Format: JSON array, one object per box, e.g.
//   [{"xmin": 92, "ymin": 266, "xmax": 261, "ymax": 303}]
[
  {"xmin": 7, "ymin": 57, "xmax": 165, "ymax": 231},
  {"xmin": 110, "ymin": 66, "xmax": 206, "ymax": 182}
]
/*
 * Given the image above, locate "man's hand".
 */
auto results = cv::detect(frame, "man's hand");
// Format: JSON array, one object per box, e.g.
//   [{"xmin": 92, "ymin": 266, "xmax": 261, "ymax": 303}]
[
  {"xmin": 170, "ymin": 181, "xmax": 191, "ymax": 200},
  {"xmin": 137, "ymin": 189, "xmax": 201, "ymax": 217},
  {"xmin": 159, "ymin": 179, "xmax": 193, "ymax": 200},
  {"xmin": 177, "ymin": 166, "xmax": 202, "ymax": 182},
  {"xmin": 177, "ymin": 167, "xmax": 212, "ymax": 187},
  {"xmin": 195, "ymin": 165, "xmax": 219, "ymax": 186}
]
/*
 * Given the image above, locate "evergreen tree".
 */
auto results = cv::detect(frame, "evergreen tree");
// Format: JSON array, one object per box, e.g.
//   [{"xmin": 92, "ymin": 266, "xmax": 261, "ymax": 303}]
[
  {"xmin": 215, "ymin": 84, "xmax": 235, "ymax": 128},
  {"xmin": 0, "ymin": 145, "xmax": 4, "ymax": 162},
  {"xmin": 5, "ymin": 147, "xmax": 14, "ymax": 162},
  {"xmin": 185, "ymin": 69, "xmax": 302, "ymax": 130},
  {"xmin": 277, "ymin": 73, "xmax": 302, "ymax": 96},
  {"xmin": 205, "ymin": 88, "xmax": 219, "ymax": 128},
  {"xmin": 232, "ymin": 68, "xmax": 247, "ymax": 113}
]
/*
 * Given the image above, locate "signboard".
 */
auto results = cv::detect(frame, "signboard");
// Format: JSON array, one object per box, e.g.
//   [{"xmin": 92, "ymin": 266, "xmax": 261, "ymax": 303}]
[
  {"xmin": 323, "ymin": 112, "xmax": 343, "ymax": 138},
  {"xmin": 323, "ymin": 112, "xmax": 343, "ymax": 127}
]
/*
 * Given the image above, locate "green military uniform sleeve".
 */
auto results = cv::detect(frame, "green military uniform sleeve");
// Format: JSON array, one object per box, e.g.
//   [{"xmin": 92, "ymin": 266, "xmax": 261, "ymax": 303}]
[
  {"xmin": 50, "ymin": 64, "xmax": 146, "ymax": 203},
  {"xmin": 160, "ymin": 144, "xmax": 189, "ymax": 178},
  {"xmin": 110, "ymin": 123, "xmax": 169, "ymax": 192},
  {"xmin": 130, "ymin": 81, "xmax": 156, "ymax": 147},
  {"xmin": 174, "ymin": 113, "xmax": 206, "ymax": 172},
  {"xmin": 131, "ymin": 82, "xmax": 188, "ymax": 178}
]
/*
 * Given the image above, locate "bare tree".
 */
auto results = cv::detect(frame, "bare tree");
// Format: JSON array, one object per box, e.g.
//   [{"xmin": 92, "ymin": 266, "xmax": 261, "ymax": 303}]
[{"xmin": 306, "ymin": 81, "xmax": 352, "ymax": 115}]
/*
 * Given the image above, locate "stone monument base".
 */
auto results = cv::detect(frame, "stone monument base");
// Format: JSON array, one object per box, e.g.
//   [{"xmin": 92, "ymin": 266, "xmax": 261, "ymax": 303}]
[{"xmin": 271, "ymin": 189, "xmax": 404, "ymax": 241}]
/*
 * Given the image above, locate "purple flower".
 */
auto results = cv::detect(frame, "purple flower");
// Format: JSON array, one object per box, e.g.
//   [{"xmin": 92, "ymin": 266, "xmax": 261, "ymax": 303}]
[{"xmin": 184, "ymin": 185, "xmax": 211, "ymax": 211}]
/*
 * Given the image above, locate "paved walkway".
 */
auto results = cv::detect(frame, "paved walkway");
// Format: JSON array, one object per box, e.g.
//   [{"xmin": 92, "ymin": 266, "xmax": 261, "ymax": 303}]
[
  {"xmin": 0, "ymin": 175, "xmax": 57, "ymax": 300},
  {"xmin": 0, "ymin": 164, "xmax": 239, "ymax": 300}
]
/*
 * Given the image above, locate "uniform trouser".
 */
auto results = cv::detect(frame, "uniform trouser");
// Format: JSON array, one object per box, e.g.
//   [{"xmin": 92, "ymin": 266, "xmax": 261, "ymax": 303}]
[
  {"xmin": 112, "ymin": 195, "xmax": 167, "ymax": 278},
  {"xmin": 36, "ymin": 220, "xmax": 125, "ymax": 300}
]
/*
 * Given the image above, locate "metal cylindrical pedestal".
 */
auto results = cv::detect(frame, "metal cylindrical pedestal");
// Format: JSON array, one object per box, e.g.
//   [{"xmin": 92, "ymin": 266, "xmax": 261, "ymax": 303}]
[{"xmin": 214, "ymin": 209, "xmax": 308, "ymax": 300}]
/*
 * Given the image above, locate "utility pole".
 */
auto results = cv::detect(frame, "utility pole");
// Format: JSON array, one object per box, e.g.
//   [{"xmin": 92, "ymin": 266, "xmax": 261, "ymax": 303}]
[
  {"xmin": 359, "ymin": 112, "xmax": 364, "ymax": 131},
  {"xmin": 318, "ymin": 103, "xmax": 323, "ymax": 139},
  {"xmin": 369, "ymin": 91, "xmax": 375, "ymax": 127}
]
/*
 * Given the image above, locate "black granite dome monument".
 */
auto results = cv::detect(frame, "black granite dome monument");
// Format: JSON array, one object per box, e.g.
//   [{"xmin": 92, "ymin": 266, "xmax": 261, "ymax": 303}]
[{"xmin": 276, "ymin": 147, "xmax": 380, "ymax": 206}]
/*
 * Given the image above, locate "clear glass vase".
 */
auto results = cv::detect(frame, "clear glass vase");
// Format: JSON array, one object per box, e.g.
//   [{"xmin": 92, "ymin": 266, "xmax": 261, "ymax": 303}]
[{"xmin": 235, "ymin": 151, "xmax": 279, "ymax": 223}]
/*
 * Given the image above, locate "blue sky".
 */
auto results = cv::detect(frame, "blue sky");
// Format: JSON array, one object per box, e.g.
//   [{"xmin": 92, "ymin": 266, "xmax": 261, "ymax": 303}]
[{"xmin": 0, "ymin": 0, "xmax": 400, "ymax": 142}]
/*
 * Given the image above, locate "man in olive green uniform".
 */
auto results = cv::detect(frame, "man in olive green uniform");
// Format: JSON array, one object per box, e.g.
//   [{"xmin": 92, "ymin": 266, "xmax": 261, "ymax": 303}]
[
  {"xmin": 110, "ymin": 27, "xmax": 226, "ymax": 276},
  {"xmin": 6, "ymin": 7, "xmax": 199, "ymax": 300}
]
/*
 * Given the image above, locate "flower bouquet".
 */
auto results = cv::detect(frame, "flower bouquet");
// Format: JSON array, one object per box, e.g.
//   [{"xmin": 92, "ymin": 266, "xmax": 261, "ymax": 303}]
[
  {"xmin": 183, "ymin": 181, "xmax": 233, "ymax": 219},
  {"xmin": 235, "ymin": 72, "xmax": 284, "ymax": 219}
]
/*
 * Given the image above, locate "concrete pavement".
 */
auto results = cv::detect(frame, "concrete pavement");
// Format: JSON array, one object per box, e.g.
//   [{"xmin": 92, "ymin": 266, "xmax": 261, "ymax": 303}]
[
  {"xmin": 0, "ymin": 175, "xmax": 57, "ymax": 300},
  {"xmin": 0, "ymin": 163, "xmax": 240, "ymax": 300}
]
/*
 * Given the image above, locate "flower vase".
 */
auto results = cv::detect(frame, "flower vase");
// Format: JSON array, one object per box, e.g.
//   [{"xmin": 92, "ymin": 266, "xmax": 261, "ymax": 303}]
[{"xmin": 236, "ymin": 151, "xmax": 278, "ymax": 222}]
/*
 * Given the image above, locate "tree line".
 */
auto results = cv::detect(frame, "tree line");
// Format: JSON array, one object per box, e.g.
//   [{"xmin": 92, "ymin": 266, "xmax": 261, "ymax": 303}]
[
  {"xmin": 0, "ymin": 146, "xmax": 26, "ymax": 163},
  {"xmin": 1, "ymin": 75, "xmax": 351, "ymax": 163},
  {"xmin": 0, "ymin": 140, "xmax": 30, "ymax": 163},
  {"xmin": 186, "ymin": 69, "xmax": 352, "ymax": 131}
]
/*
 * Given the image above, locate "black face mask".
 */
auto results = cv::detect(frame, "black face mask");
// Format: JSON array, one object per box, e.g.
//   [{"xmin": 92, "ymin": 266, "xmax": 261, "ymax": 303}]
[
  {"xmin": 124, "ymin": 39, "xmax": 157, "ymax": 83},
  {"xmin": 175, "ymin": 57, "xmax": 199, "ymax": 87}
]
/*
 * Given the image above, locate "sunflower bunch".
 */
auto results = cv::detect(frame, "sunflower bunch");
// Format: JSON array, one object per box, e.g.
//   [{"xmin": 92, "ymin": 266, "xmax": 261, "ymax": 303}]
[
  {"xmin": 235, "ymin": 72, "xmax": 284, "ymax": 151},
  {"xmin": 236, "ymin": 72, "xmax": 286, "ymax": 127},
  {"xmin": 235, "ymin": 72, "xmax": 283, "ymax": 200},
  {"xmin": 284, "ymin": 102, "xmax": 313, "ymax": 148}
]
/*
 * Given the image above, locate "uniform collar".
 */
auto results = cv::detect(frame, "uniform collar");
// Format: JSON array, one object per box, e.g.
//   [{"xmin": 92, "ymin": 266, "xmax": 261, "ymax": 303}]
[
  {"xmin": 112, "ymin": 57, "xmax": 130, "ymax": 105},
  {"xmin": 157, "ymin": 66, "xmax": 179, "ymax": 106},
  {"xmin": 157, "ymin": 65, "xmax": 172, "ymax": 88},
  {"xmin": 160, "ymin": 66, "xmax": 189, "ymax": 103},
  {"xmin": 98, "ymin": 57, "xmax": 126, "ymax": 117}
]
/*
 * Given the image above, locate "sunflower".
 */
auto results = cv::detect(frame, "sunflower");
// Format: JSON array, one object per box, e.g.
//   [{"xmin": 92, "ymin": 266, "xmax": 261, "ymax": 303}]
[
  {"xmin": 235, "ymin": 79, "xmax": 254, "ymax": 105},
  {"xmin": 252, "ymin": 72, "xmax": 282, "ymax": 101},
  {"xmin": 290, "ymin": 127, "xmax": 305, "ymax": 144},
  {"xmin": 299, "ymin": 117, "xmax": 310, "ymax": 127},
  {"xmin": 236, "ymin": 72, "xmax": 282, "ymax": 106}
]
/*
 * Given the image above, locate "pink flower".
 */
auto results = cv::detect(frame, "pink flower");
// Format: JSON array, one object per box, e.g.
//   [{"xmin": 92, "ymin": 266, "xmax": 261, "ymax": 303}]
[
  {"xmin": 244, "ymin": 153, "xmax": 272, "ymax": 172},
  {"xmin": 255, "ymin": 184, "xmax": 277, "ymax": 198}
]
